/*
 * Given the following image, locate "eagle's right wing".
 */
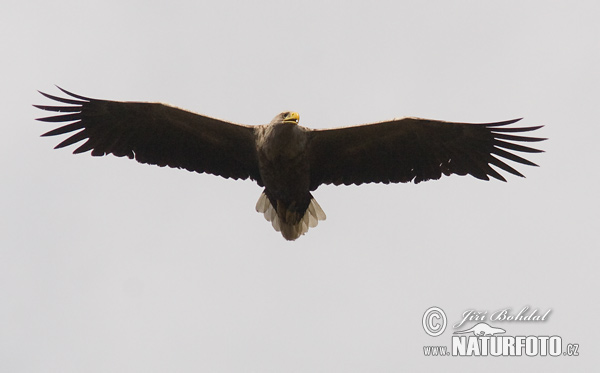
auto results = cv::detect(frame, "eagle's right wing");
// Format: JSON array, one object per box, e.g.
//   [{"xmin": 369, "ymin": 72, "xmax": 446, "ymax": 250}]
[{"xmin": 35, "ymin": 87, "xmax": 262, "ymax": 184}]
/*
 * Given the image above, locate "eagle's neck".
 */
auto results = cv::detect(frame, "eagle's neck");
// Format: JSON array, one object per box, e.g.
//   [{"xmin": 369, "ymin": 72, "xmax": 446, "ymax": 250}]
[{"xmin": 256, "ymin": 122, "xmax": 307, "ymax": 161}]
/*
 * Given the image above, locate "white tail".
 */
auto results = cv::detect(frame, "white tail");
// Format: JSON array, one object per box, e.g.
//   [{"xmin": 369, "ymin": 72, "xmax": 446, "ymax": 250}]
[{"xmin": 255, "ymin": 192, "xmax": 326, "ymax": 240}]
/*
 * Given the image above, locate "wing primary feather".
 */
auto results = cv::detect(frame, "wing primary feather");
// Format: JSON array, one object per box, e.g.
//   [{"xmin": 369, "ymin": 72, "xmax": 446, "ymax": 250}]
[
  {"xmin": 33, "ymin": 105, "xmax": 81, "ymax": 113},
  {"xmin": 492, "ymin": 147, "xmax": 539, "ymax": 167},
  {"xmin": 467, "ymin": 169, "xmax": 491, "ymax": 181},
  {"xmin": 484, "ymin": 165, "xmax": 507, "ymax": 182},
  {"xmin": 36, "ymin": 113, "xmax": 82, "ymax": 123},
  {"xmin": 55, "ymin": 86, "xmax": 93, "ymax": 101},
  {"xmin": 489, "ymin": 155, "xmax": 525, "ymax": 177},
  {"xmin": 73, "ymin": 140, "xmax": 96, "ymax": 154},
  {"xmin": 483, "ymin": 118, "xmax": 523, "ymax": 127},
  {"xmin": 490, "ymin": 125, "xmax": 544, "ymax": 133},
  {"xmin": 493, "ymin": 133, "xmax": 546, "ymax": 142},
  {"xmin": 41, "ymin": 121, "xmax": 85, "ymax": 137},
  {"xmin": 37, "ymin": 91, "xmax": 85, "ymax": 105},
  {"xmin": 493, "ymin": 139, "xmax": 544, "ymax": 153},
  {"xmin": 54, "ymin": 130, "xmax": 88, "ymax": 149}
]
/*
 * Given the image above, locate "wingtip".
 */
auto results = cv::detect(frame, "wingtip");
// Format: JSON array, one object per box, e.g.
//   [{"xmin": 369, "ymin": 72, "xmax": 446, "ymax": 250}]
[
  {"xmin": 55, "ymin": 85, "xmax": 92, "ymax": 101},
  {"xmin": 36, "ymin": 87, "xmax": 88, "ymax": 105},
  {"xmin": 485, "ymin": 118, "xmax": 524, "ymax": 127}
]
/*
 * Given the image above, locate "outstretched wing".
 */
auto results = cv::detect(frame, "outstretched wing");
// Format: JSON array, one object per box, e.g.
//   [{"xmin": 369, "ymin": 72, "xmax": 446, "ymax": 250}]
[
  {"xmin": 307, "ymin": 117, "xmax": 544, "ymax": 190},
  {"xmin": 35, "ymin": 87, "xmax": 262, "ymax": 183}
]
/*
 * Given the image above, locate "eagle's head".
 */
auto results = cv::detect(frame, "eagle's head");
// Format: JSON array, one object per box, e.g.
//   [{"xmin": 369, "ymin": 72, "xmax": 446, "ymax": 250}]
[{"xmin": 273, "ymin": 111, "xmax": 299, "ymax": 125}]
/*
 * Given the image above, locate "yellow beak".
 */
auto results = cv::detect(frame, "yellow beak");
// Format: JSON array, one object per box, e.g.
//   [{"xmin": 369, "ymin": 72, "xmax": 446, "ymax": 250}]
[{"xmin": 283, "ymin": 112, "xmax": 300, "ymax": 124}]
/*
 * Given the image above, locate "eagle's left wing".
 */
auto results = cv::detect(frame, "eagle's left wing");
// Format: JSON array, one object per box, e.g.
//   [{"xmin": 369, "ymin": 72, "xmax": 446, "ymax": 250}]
[
  {"xmin": 35, "ymin": 87, "xmax": 262, "ymax": 183},
  {"xmin": 307, "ymin": 117, "xmax": 545, "ymax": 190}
]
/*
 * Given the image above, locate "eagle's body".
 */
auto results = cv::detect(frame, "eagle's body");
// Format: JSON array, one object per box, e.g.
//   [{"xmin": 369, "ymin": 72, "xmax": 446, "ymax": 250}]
[
  {"xmin": 35, "ymin": 87, "xmax": 545, "ymax": 240},
  {"xmin": 255, "ymin": 113, "xmax": 325, "ymax": 239}
]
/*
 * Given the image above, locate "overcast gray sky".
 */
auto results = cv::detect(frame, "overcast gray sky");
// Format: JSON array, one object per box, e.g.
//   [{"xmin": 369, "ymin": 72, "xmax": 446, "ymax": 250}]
[{"xmin": 2, "ymin": 0, "xmax": 599, "ymax": 371}]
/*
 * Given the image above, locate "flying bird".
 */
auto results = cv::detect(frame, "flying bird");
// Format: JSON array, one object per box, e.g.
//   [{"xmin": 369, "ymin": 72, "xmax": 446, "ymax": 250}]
[{"xmin": 35, "ymin": 87, "xmax": 545, "ymax": 240}]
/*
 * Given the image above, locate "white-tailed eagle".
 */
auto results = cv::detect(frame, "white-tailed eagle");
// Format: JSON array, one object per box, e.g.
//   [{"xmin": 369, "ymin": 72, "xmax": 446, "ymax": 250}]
[{"xmin": 35, "ymin": 87, "xmax": 545, "ymax": 240}]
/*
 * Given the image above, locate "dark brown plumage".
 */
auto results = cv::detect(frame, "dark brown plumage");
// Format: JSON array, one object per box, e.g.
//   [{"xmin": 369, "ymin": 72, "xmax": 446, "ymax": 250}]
[{"xmin": 35, "ymin": 87, "xmax": 545, "ymax": 240}]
